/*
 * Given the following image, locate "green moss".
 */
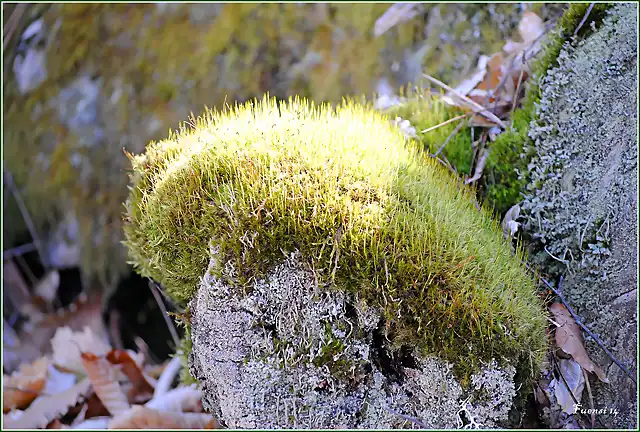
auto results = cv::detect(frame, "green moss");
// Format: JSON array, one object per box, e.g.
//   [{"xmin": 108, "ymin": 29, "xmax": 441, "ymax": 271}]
[
  {"xmin": 381, "ymin": 95, "xmax": 473, "ymax": 175},
  {"xmin": 483, "ymin": 3, "xmax": 613, "ymax": 214},
  {"xmin": 123, "ymin": 97, "xmax": 547, "ymax": 381}
]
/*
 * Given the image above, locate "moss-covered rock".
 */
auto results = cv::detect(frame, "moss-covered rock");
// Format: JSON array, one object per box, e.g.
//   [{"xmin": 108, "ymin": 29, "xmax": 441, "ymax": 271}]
[
  {"xmin": 3, "ymin": 3, "xmax": 562, "ymax": 287},
  {"xmin": 123, "ymin": 97, "xmax": 547, "ymax": 425},
  {"xmin": 520, "ymin": 4, "xmax": 637, "ymax": 428}
]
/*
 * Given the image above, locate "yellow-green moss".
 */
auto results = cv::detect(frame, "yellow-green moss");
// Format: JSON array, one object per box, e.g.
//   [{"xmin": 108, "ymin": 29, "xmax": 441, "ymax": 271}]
[{"xmin": 123, "ymin": 97, "xmax": 547, "ymax": 381}]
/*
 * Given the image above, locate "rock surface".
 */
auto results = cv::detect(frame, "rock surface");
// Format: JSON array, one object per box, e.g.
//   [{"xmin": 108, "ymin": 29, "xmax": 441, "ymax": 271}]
[
  {"xmin": 190, "ymin": 250, "xmax": 518, "ymax": 429},
  {"xmin": 522, "ymin": 4, "xmax": 637, "ymax": 428}
]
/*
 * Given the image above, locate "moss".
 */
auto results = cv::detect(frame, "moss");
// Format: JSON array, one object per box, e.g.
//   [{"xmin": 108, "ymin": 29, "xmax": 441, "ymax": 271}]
[
  {"xmin": 381, "ymin": 94, "xmax": 473, "ymax": 175},
  {"xmin": 483, "ymin": 2, "xmax": 614, "ymax": 215},
  {"xmin": 123, "ymin": 96, "xmax": 547, "ymax": 382}
]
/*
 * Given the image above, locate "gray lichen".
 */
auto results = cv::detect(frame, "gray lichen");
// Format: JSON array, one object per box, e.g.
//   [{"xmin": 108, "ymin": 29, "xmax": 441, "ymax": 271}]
[
  {"xmin": 522, "ymin": 3, "xmax": 637, "ymax": 428},
  {"xmin": 190, "ymin": 250, "xmax": 519, "ymax": 429}
]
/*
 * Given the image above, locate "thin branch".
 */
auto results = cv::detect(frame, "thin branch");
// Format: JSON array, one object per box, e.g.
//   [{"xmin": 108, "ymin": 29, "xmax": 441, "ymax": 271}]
[
  {"xmin": 433, "ymin": 119, "xmax": 466, "ymax": 157},
  {"xmin": 384, "ymin": 406, "xmax": 428, "ymax": 428},
  {"xmin": 148, "ymin": 280, "xmax": 181, "ymax": 349},
  {"xmin": 4, "ymin": 168, "xmax": 49, "ymax": 268},
  {"xmin": 422, "ymin": 73, "xmax": 506, "ymax": 128},
  {"xmin": 3, "ymin": 242, "xmax": 37, "ymax": 261},
  {"xmin": 2, "ymin": 4, "xmax": 27, "ymax": 52},
  {"xmin": 540, "ymin": 276, "xmax": 636, "ymax": 383},
  {"xmin": 582, "ymin": 368, "xmax": 595, "ymax": 428},
  {"xmin": 574, "ymin": 3, "xmax": 595, "ymax": 37},
  {"xmin": 421, "ymin": 113, "xmax": 469, "ymax": 133},
  {"xmin": 510, "ymin": 52, "xmax": 527, "ymax": 115}
]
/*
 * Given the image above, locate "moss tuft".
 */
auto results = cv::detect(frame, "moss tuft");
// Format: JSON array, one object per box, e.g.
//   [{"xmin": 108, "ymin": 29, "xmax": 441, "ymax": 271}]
[{"xmin": 123, "ymin": 96, "xmax": 546, "ymax": 381}]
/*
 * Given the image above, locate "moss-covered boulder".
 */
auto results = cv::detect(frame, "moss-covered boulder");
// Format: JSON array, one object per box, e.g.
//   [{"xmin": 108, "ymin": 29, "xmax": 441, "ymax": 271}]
[
  {"xmin": 123, "ymin": 97, "xmax": 546, "ymax": 427},
  {"xmin": 520, "ymin": 4, "xmax": 637, "ymax": 428},
  {"xmin": 3, "ymin": 3, "xmax": 563, "ymax": 288}
]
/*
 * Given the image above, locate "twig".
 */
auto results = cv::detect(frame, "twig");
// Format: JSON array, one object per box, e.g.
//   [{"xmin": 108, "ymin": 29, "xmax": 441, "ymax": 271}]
[
  {"xmin": 3, "ymin": 242, "xmax": 37, "ymax": 261},
  {"xmin": 422, "ymin": 73, "xmax": 506, "ymax": 128},
  {"xmin": 510, "ymin": 52, "xmax": 527, "ymax": 115},
  {"xmin": 465, "ymin": 148, "xmax": 489, "ymax": 185},
  {"xmin": 384, "ymin": 406, "xmax": 428, "ymax": 428},
  {"xmin": 4, "ymin": 168, "xmax": 49, "ymax": 269},
  {"xmin": 574, "ymin": 3, "xmax": 595, "ymax": 37},
  {"xmin": 582, "ymin": 368, "xmax": 595, "ymax": 428},
  {"xmin": 540, "ymin": 276, "xmax": 636, "ymax": 383},
  {"xmin": 148, "ymin": 281, "xmax": 181, "ymax": 349},
  {"xmin": 2, "ymin": 4, "xmax": 27, "ymax": 52},
  {"xmin": 421, "ymin": 113, "xmax": 469, "ymax": 133},
  {"xmin": 433, "ymin": 119, "xmax": 466, "ymax": 157}
]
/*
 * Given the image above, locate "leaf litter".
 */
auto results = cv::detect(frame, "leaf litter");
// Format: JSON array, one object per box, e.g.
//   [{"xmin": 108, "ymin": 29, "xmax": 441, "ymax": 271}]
[{"xmin": 2, "ymin": 327, "xmax": 218, "ymax": 429}]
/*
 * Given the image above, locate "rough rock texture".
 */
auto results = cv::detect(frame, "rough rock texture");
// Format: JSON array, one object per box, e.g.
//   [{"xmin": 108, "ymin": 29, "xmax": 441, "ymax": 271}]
[
  {"xmin": 190, "ymin": 250, "xmax": 518, "ymax": 429},
  {"xmin": 522, "ymin": 4, "xmax": 637, "ymax": 428}
]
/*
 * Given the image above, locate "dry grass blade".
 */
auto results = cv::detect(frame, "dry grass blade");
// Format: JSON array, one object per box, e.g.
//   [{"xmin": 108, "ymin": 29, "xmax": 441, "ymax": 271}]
[
  {"xmin": 373, "ymin": 3, "xmax": 419, "ymax": 37},
  {"xmin": 80, "ymin": 352, "xmax": 130, "ymax": 417},
  {"xmin": 421, "ymin": 113, "xmax": 470, "ymax": 134},
  {"xmin": 109, "ymin": 405, "xmax": 218, "ymax": 429},
  {"xmin": 422, "ymin": 73, "xmax": 506, "ymax": 128},
  {"xmin": 146, "ymin": 385, "xmax": 203, "ymax": 413}
]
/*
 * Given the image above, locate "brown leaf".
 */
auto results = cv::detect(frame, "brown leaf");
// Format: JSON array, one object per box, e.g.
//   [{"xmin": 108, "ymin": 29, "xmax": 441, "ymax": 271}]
[
  {"xmin": 2, "ymin": 378, "xmax": 91, "ymax": 429},
  {"xmin": 2, "ymin": 356, "xmax": 49, "ymax": 413},
  {"xmin": 80, "ymin": 352, "xmax": 130, "ymax": 416},
  {"xmin": 106, "ymin": 349, "xmax": 155, "ymax": 404},
  {"xmin": 549, "ymin": 303, "xmax": 610, "ymax": 383},
  {"xmin": 109, "ymin": 405, "xmax": 218, "ymax": 429}
]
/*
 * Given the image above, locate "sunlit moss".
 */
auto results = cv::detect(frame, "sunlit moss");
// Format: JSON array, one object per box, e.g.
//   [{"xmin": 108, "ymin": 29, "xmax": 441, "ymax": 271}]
[{"xmin": 123, "ymin": 96, "xmax": 547, "ymax": 382}]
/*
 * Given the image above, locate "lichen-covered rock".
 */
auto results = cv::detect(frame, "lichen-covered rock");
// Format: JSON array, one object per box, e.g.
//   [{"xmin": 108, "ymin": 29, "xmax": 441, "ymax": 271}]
[
  {"xmin": 522, "ymin": 3, "xmax": 637, "ymax": 428},
  {"xmin": 190, "ymin": 250, "xmax": 518, "ymax": 428},
  {"xmin": 123, "ymin": 97, "xmax": 547, "ymax": 427}
]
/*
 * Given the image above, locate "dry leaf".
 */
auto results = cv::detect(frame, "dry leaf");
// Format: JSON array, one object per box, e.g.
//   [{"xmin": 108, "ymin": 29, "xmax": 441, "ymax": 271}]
[
  {"xmin": 109, "ymin": 405, "xmax": 218, "ymax": 429},
  {"xmin": 3, "ymin": 356, "xmax": 49, "ymax": 413},
  {"xmin": 2, "ymin": 378, "xmax": 91, "ymax": 429},
  {"xmin": 501, "ymin": 204, "xmax": 521, "ymax": 238},
  {"xmin": 549, "ymin": 303, "xmax": 610, "ymax": 383},
  {"xmin": 80, "ymin": 352, "xmax": 130, "ymax": 417},
  {"xmin": 51, "ymin": 327, "xmax": 111, "ymax": 375},
  {"xmin": 34, "ymin": 270, "xmax": 61, "ymax": 307},
  {"xmin": 42, "ymin": 365, "xmax": 77, "ymax": 396},
  {"xmin": 72, "ymin": 417, "xmax": 110, "ymax": 429},
  {"xmin": 106, "ymin": 349, "xmax": 155, "ymax": 404},
  {"xmin": 145, "ymin": 385, "xmax": 203, "ymax": 413},
  {"xmin": 551, "ymin": 358, "xmax": 585, "ymax": 414}
]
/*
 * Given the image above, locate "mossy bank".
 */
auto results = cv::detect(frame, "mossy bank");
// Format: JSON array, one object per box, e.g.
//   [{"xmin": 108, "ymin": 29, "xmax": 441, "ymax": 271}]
[{"xmin": 123, "ymin": 97, "xmax": 547, "ymax": 412}]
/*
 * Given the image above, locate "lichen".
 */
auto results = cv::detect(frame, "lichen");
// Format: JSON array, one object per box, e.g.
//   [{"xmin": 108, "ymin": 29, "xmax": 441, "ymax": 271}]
[
  {"xmin": 189, "ymin": 250, "xmax": 521, "ymax": 428},
  {"xmin": 521, "ymin": 3, "xmax": 637, "ymax": 428}
]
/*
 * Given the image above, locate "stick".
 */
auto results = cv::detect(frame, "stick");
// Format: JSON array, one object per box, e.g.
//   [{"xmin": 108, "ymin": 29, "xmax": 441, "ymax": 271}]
[
  {"xmin": 433, "ymin": 119, "xmax": 466, "ymax": 157},
  {"xmin": 4, "ymin": 168, "xmax": 49, "ymax": 269},
  {"xmin": 421, "ymin": 113, "xmax": 469, "ymax": 133},
  {"xmin": 422, "ymin": 73, "xmax": 506, "ymax": 128},
  {"xmin": 574, "ymin": 3, "xmax": 595, "ymax": 37},
  {"xmin": 540, "ymin": 276, "xmax": 636, "ymax": 383},
  {"xmin": 148, "ymin": 281, "xmax": 181, "ymax": 349},
  {"xmin": 3, "ymin": 242, "xmax": 37, "ymax": 260},
  {"xmin": 384, "ymin": 406, "xmax": 428, "ymax": 428},
  {"xmin": 582, "ymin": 368, "xmax": 595, "ymax": 428}
]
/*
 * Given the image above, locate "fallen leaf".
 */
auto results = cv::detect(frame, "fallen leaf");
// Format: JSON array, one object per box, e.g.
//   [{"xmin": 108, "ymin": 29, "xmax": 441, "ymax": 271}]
[
  {"xmin": 549, "ymin": 303, "xmax": 610, "ymax": 383},
  {"xmin": 34, "ymin": 270, "xmax": 61, "ymax": 307},
  {"xmin": 2, "ymin": 378, "xmax": 91, "ymax": 429},
  {"xmin": 42, "ymin": 365, "xmax": 77, "ymax": 395},
  {"xmin": 145, "ymin": 385, "xmax": 203, "ymax": 413},
  {"xmin": 501, "ymin": 204, "xmax": 521, "ymax": 238},
  {"xmin": 3, "ymin": 356, "xmax": 49, "ymax": 413},
  {"xmin": 106, "ymin": 349, "xmax": 155, "ymax": 404},
  {"xmin": 109, "ymin": 405, "xmax": 218, "ymax": 429},
  {"xmin": 71, "ymin": 417, "xmax": 110, "ymax": 429},
  {"xmin": 551, "ymin": 358, "xmax": 585, "ymax": 414},
  {"xmin": 51, "ymin": 327, "xmax": 111, "ymax": 375},
  {"xmin": 80, "ymin": 352, "xmax": 130, "ymax": 417}
]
